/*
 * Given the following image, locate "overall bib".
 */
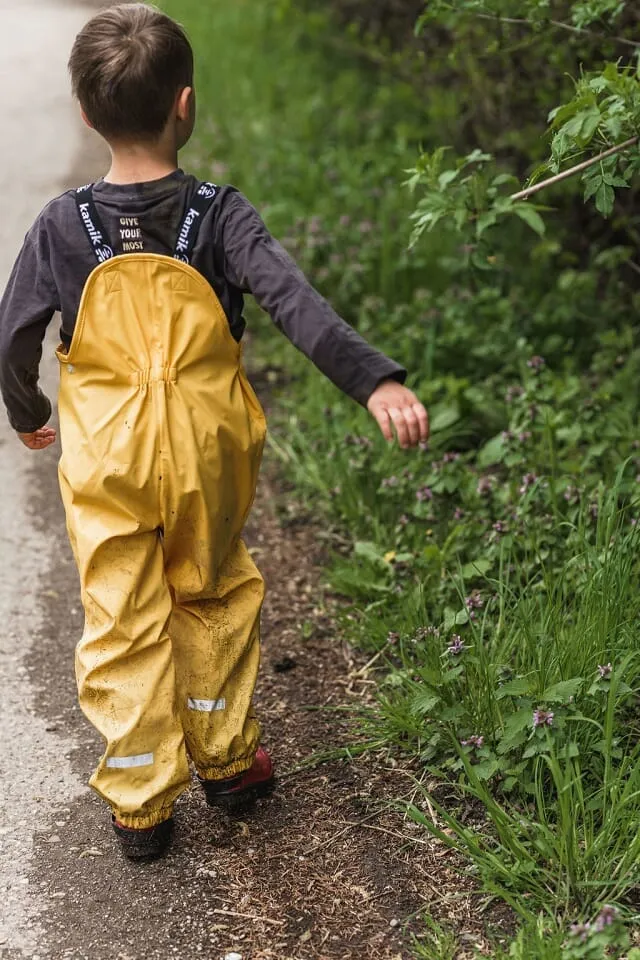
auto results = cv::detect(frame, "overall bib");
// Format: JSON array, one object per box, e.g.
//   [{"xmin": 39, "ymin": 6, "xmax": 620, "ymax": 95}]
[{"xmin": 57, "ymin": 183, "xmax": 266, "ymax": 828}]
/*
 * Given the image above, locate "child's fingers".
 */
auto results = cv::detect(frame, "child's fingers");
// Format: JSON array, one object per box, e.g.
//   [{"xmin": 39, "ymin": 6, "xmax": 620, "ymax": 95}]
[
  {"xmin": 413, "ymin": 403, "xmax": 430, "ymax": 442},
  {"xmin": 400, "ymin": 405, "xmax": 421, "ymax": 447},
  {"xmin": 373, "ymin": 406, "xmax": 394, "ymax": 442},
  {"xmin": 388, "ymin": 407, "xmax": 411, "ymax": 448}
]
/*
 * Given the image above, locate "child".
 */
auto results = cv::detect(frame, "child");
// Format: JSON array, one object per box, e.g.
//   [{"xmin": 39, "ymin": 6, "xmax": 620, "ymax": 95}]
[{"xmin": 0, "ymin": 3, "xmax": 428, "ymax": 861}]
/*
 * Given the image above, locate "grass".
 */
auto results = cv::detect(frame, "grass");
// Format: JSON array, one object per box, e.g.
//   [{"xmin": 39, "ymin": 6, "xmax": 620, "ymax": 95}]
[{"xmin": 162, "ymin": 0, "xmax": 640, "ymax": 954}]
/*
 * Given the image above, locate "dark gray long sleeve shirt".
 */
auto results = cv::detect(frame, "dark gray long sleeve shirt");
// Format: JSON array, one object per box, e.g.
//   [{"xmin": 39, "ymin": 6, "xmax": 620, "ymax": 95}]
[{"xmin": 0, "ymin": 170, "xmax": 406, "ymax": 433}]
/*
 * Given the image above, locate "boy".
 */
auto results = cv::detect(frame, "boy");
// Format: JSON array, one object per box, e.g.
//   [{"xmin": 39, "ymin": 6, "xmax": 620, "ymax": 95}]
[{"xmin": 0, "ymin": 3, "xmax": 428, "ymax": 861}]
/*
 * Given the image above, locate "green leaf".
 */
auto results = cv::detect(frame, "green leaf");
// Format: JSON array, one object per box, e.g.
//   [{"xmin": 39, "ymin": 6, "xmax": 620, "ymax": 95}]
[
  {"xmin": 477, "ymin": 432, "xmax": 507, "ymax": 468},
  {"xmin": 595, "ymin": 182, "xmax": 615, "ymax": 217},
  {"xmin": 429, "ymin": 404, "xmax": 460, "ymax": 433},
  {"xmin": 411, "ymin": 690, "xmax": 441, "ymax": 716},
  {"xmin": 542, "ymin": 678, "xmax": 584, "ymax": 702},
  {"xmin": 354, "ymin": 541, "xmax": 388, "ymax": 569},
  {"xmin": 438, "ymin": 169, "xmax": 459, "ymax": 189},
  {"xmin": 460, "ymin": 557, "xmax": 492, "ymax": 578},
  {"xmin": 500, "ymin": 707, "xmax": 535, "ymax": 738},
  {"xmin": 512, "ymin": 204, "xmax": 546, "ymax": 237},
  {"xmin": 471, "ymin": 759, "xmax": 499, "ymax": 780},
  {"xmin": 497, "ymin": 678, "xmax": 534, "ymax": 699},
  {"xmin": 476, "ymin": 210, "xmax": 498, "ymax": 237}
]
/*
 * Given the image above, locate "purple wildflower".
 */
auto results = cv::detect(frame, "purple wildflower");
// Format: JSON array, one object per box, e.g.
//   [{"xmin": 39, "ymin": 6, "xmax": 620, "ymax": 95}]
[
  {"xmin": 519, "ymin": 473, "xmax": 538, "ymax": 495},
  {"xmin": 387, "ymin": 631, "xmax": 400, "ymax": 645},
  {"xmin": 598, "ymin": 663, "xmax": 613, "ymax": 679},
  {"xmin": 569, "ymin": 923, "xmax": 591, "ymax": 944},
  {"xmin": 502, "ymin": 430, "xmax": 514, "ymax": 442},
  {"xmin": 416, "ymin": 486, "xmax": 433, "ymax": 502},
  {"xmin": 477, "ymin": 476, "xmax": 493, "ymax": 496},
  {"xmin": 564, "ymin": 485, "xmax": 579, "ymax": 504},
  {"xmin": 454, "ymin": 508, "xmax": 465, "ymax": 521},
  {"xmin": 381, "ymin": 476, "xmax": 399, "ymax": 489},
  {"xmin": 492, "ymin": 521, "xmax": 506, "ymax": 534},
  {"xmin": 461, "ymin": 735, "xmax": 485, "ymax": 749},
  {"xmin": 505, "ymin": 385, "xmax": 524, "ymax": 404},
  {"xmin": 594, "ymin": 905, "xmax": 617, "ymax": 931},
  {"xmin": 344, "ymin": 434, "xmax": 373, "ymax": 449},
  {"xmin": 443, "ymin": 452, "xmax": 460, "ymax": 464},
  {"xmin": 398, "ymin": 514, "xmax": 409, "ymax": 527},
  {"xmin": 527, "ymin": 355, "xmax": 545, "ymax": 371},
  {"xmin": 518, "ymin": 431, "xmax": 532, "ymax": 443},
  {"xmin": 447, "ymin": 635, "xmax": 466, "ymax": 656},
  {"xmin": 466, "ymin": 592, "xmax": 483, "ymax": 610},
  {"xmin": 533, "ymin": 708, "xmax": 554, "ymax": 728}
]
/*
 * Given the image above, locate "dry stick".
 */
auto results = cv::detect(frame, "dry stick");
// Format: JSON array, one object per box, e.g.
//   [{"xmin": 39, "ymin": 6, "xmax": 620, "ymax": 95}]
[
  {"xmin": 212, "ymin": 908, "xmax": 285, "ymax": 927},
  {"xmin": 473, "ymin": 12, "xmax": 640, "ymax": 50},
  {"xmin": 509, "ymin": 136, "xmax": 639, "ymax": 203}
]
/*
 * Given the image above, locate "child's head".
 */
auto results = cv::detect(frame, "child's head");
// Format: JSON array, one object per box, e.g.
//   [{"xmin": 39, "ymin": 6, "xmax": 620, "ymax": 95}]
[{"xmin": 69, "ymin": 3, "xmax": 195, "ymax": 148}]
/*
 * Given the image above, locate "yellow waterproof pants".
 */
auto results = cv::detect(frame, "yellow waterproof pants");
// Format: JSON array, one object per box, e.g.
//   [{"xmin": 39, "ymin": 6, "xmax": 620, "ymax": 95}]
[{"xmin": 56, "ymin": 255, "xmax": 266, "ymax": 828}]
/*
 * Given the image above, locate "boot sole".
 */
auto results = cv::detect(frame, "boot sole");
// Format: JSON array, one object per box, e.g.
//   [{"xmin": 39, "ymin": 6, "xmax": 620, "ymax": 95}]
[{"xmin": 204, "ymin": 776, "xmax": 276, "ymax": 814}]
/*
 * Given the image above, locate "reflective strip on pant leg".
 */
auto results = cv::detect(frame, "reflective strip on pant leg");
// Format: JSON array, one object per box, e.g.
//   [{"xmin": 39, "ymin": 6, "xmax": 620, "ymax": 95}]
[
  {"xmin": 106, "ymin": 753, "xmax": 154, "ymax": 769},
  {"xmin": 187, "ymin": 697, "xmax": 226, "ymax": 712}
]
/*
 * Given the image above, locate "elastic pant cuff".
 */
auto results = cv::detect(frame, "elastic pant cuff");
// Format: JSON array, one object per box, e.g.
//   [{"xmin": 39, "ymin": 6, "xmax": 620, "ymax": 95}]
[
  {"xmin": 196, "ymin": 753, "xmax": 255, "ymax": 782},
  {"xmin": 112, "ymin": 805, "xmax": 174, "ymax": 830}
]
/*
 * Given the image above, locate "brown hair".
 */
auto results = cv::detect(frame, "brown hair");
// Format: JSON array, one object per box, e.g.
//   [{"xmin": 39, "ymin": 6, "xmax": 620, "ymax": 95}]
[{"xmin": 68, "ymin": 3, "xmax": 193, "ymax": 141}]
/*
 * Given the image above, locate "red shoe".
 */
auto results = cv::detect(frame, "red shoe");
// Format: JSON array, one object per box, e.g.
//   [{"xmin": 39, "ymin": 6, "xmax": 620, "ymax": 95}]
[{"xmin": 199, "ymin": 747, "xmax": 275, "ymax": 813}]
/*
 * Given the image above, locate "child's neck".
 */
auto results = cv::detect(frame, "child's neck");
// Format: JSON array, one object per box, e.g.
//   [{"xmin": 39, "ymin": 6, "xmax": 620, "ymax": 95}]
[{"xmin": 105, "ymin": 141, "xmax": 179, "ymax": 186}]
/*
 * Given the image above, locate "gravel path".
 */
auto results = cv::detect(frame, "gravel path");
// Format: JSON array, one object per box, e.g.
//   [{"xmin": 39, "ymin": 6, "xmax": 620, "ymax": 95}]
[{"xmin": 0, "ymin": 2, "xmax": 105, "ymax": 954}]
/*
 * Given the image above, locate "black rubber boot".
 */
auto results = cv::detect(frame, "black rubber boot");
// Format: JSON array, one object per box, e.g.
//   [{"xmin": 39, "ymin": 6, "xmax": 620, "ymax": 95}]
[{"xmin": 111, "ymin": 816, "xmax": 174, "ymax": 861}]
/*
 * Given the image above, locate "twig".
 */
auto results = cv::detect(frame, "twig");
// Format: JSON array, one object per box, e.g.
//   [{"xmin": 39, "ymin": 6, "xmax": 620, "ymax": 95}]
[
  {"xmin": 473, "ymin": 12, "xmax": 640, "ymax": 50},
  {"xmin": 301, "ymin": 809, "xmax": 383, "ymax": 856},
  {"xmin": 212, "ymin": 909, "xmax": 285, "ymax": 926},
  {"xmin": 350, "ymin": 645, "xmax": 389, "ymax": 678},
  {"xmin": 510, "ymin": 136, "xmax": 639, "ymax": 202},
  {"xmin": 626, "ymin": 260, "xmax": 640, "ymax": 277},
  {"xmin": 342, "ymin": 819, "xmax": 433, "ymax": 847}
]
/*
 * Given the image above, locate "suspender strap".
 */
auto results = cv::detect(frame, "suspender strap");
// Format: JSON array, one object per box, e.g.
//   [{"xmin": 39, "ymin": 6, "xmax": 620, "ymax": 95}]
[
  {"xmin": 173, "ymin": 182, "xmax": 218, "ymax": 265},
  {"xmin": 74, "ymin": 184, "xmax": 117, "ymax": 264}
]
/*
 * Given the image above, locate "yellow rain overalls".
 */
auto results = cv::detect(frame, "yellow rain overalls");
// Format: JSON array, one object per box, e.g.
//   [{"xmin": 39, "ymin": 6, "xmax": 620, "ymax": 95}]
[{"xmin": 56, "ymin": 183, "xmax": 266, "ymax": 828}]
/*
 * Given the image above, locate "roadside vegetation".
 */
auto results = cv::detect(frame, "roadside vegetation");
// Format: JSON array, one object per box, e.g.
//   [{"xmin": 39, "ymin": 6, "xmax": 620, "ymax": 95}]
[{"xmin": 162, "ymin": 1, "xmax": 640, "ymax": 955}]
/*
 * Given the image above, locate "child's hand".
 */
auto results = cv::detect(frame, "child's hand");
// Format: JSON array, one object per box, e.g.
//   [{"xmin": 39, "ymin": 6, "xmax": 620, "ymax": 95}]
[
  {"xmin": 367, "ymin": 380, "xmax": 429, "ymax": 449},
  {"xmin": 17, "ymin": 427, "xmax": 57, "ymax": 450}
]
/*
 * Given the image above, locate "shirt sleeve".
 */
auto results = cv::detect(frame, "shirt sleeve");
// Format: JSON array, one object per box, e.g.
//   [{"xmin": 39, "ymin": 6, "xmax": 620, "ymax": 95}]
[
  {"xmin": 217, "ymin": 192, "xmax": 407, "ymax": 406},
  {"xmin": 0, "ymin": 217, "xmax": 58, "ymax": 433}
]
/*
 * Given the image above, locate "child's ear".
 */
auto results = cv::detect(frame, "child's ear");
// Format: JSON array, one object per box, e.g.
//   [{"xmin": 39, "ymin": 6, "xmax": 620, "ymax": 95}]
[
  {"xmin": 80, "ymin": 107, "xmax": 94, "ymax": 131},
  {"xmin": 176, "ymin": 86, "xmax": 194, "ymax": 123}
]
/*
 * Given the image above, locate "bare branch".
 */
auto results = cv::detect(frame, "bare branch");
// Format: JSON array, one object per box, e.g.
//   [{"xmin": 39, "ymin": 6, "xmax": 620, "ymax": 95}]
[
  {"xmin": 510, "ymin": 136, "xmax": 639, "ymax": 202},
  {"xmin": 473, "ymin": 12, "xmax": 640, "ymax": 50}
]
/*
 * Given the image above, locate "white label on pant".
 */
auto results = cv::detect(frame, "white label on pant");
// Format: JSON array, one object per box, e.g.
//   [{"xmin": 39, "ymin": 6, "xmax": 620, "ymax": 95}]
[
  {"xmin": 188, "ymin": 697, "xmax": 226, "ymax": 712},
  {"xmin": 106, "ymin": 753, "xmax": 154, "ymax": 769}
]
